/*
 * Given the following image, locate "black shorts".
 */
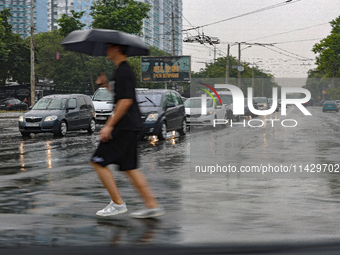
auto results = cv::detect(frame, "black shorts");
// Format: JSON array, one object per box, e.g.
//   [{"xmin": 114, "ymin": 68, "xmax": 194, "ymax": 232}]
[{"xmin": 91, "ymin": 129, "xmax": 139, "ymax": 171}]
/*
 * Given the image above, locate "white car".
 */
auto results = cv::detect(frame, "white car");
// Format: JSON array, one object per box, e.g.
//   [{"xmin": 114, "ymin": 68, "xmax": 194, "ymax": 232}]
[
  {"xmin": 92, "ymin": 87, "xmax": 114, "ymax": 124},
  {"xmin": 184, "ymin": 97, "xmax": 227, "ymax": 127}
]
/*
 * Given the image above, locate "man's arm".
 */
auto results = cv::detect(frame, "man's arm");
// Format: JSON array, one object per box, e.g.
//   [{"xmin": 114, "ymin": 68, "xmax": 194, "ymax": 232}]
[{"xmin": 99, "ymin": 99, "xmax": 133, "ymax": 142}]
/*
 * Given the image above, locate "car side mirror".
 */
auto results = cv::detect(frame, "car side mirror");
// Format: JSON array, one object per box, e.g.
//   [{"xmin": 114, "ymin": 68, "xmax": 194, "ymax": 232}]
[
  {"xmin": 68, "ymin": 105, "xmax": 76, "ymax": 110},
  {"xmin": 216, "ymin": 105, "xmax": 222, "ymax": 109},
  {"xmin": 167, "ymin": 103, "xmax": 175, "ymax": 108}
]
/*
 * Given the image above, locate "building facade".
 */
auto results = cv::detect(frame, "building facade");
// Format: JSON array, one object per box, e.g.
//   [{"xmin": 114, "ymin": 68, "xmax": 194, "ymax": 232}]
[
  {"xmin": 137, "ymin": 0, "xmax": 182, "ymax": 55},
  {"xmin": 0, "ymin": 0, "xmax": 47, "ymax": 38},
  {"xmin": 48, "ymin": 0, "xmax": 183, "ymax": 55},
  {"xmin": 47, "ymin": 0, "xmax": 93, "ymax": 31}
]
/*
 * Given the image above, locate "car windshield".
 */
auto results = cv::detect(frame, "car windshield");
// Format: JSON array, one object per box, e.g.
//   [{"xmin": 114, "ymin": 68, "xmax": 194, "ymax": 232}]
[
  {"xmin": 220, "ymin": 95, "xmax": 232, "ymax": 105},
  {"xmin": 32, "ymin": 98, "xmax": 67, "ymax": 110},
  {"xmin": 92, "ymin": 89, "xmax": 113, "ymax": 101},
  {"xmin": 324, "ymin": 101, "xmax": 336, "ymax": 104},
  {"xmin": 184, "ymin": 98, "xmax": 214, "ymax": 108},
  {"xmin": 254, "ymin": 97, "xmax": 267, "ymax": 103},
  {"xmin": 136, "ymin": 93, "xmax": 162, "ymax": 107}
]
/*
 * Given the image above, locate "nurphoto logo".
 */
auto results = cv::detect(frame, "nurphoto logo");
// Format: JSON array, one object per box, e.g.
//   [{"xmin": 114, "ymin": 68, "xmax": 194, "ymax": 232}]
[{"xmin": 198, "ymin": 83, "xmax": 312, "ymax": 128}]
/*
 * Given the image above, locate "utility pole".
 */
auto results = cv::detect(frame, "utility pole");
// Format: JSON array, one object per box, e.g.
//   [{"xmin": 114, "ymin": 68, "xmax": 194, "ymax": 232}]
[
  {"xmin": 238, "ymin": 42, "xmax": 241, "ymax": 88},
  {"xmin": 30, "ymin": 0, "xmax": 35, "ymax": 106},
  {"xmin": 225, "ymin": 44, "xmax": 230, "ymax": 84}
]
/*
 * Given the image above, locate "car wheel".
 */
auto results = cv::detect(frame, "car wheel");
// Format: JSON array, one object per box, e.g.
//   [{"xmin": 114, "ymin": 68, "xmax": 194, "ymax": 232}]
[
  {"xmin": 178, "ymin": 119, "xmax": 187, "ymax": 136},
  {"xmin": 21, "ymin": 132, "xmax": 30, "ymax": 137},
  {"xmin": 87, "ymin": 118, "xmax": 96, "ymax": 134},
  {"xmin": 323, "ymin": 109, "xmax": 325, "ymax": 112},
  {"xmin": 158, "ymin": 121, "xmax": 167, "ymax": 140},
  {"xmin": 56, "ymin": 120, "xmax": 67, "ymax": 136}
]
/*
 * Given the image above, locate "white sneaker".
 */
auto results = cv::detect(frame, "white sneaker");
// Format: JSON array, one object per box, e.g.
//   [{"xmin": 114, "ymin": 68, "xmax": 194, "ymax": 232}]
[
  {"xmin": 130, "ymin": 206, "xmax": 165, "ymax": 219},
  {"xmin": 96, "ymin": 201, "xmax": 128, "ymax": 217}
]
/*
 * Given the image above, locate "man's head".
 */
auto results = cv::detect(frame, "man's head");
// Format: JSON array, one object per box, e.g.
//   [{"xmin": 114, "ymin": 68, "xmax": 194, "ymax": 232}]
[{"xmin": 106, "ymin": 44, "xmax": 129, "ymax": 57}]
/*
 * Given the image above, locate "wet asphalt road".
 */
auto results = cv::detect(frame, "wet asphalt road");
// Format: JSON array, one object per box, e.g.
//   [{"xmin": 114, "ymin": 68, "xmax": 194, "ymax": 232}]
[{"xmin": 0, "ymin": 106, "xmax": 340, "ymax": 248}]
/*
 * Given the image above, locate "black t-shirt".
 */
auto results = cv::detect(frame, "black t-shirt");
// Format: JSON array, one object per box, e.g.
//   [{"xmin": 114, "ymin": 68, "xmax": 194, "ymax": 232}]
[{"xmin": 113, "ymin": 61, "xmax": 143, "ymax": 131}]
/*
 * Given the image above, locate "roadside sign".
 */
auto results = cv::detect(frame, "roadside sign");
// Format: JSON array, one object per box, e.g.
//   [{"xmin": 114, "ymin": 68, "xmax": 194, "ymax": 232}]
[
  {"xmin": 56, "ymin": 52, "xmax": 60, "ymax": 60},
  {"xmin": 141, "ymin": 56, "xmax": 191, "ymax": 83}
]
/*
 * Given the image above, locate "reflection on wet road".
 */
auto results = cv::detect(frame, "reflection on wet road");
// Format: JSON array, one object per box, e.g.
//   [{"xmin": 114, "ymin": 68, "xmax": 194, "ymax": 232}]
[{"xmin": 0, "ymin": 107, "xmax": 340, "ymax": 246}]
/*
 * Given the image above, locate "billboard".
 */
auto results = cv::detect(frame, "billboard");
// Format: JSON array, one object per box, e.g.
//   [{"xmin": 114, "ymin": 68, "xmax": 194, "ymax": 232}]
[{"xmin": 141, "ymin": 56, "xmax": 191, "ymax": 83}]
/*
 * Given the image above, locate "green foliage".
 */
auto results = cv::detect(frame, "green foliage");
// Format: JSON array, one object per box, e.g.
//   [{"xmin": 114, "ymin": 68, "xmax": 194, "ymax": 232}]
[
  {"xmin": 305, "ymin": 15, "xmax": 340, "ymax": 101},
  {"xmin": 312, "ymin": 16, "xmax": 340, "ymax": 79},
  {"xmin": 0, "ymin": 9, "xmax": 30, "ymax": 86},
  {"xmin": 34, "ymin": 30, "xmax": 115, "ymax": 94},
  {"xmin": 56, "ymin": 10, "xmax": 86, "ymax": 37},
  {"xmin": 90, "ymin": 0, "xmax": 151, "ymax": 35}
]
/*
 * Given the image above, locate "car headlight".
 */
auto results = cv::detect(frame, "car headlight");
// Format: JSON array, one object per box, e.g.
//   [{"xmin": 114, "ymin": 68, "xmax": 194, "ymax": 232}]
[
  {"xmin": 145, "ymin": 113, "xmax": 159, "ymax": 122},
  {"xmin": 264, "ymin": 103, "xmax": 268, "ymax": 107},
  {"xmin": 44, "ymin": 115, "xmax": 58, "ymax": 122},
  {"xmin": 18, "ymin": 116, "xmax": 24, "ymax": 122},
  {"xmin": 207, "ymin": 111, "xmax": 214, "ymax": 115}
]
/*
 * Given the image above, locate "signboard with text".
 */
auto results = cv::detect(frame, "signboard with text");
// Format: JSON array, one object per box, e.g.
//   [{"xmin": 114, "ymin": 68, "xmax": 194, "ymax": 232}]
[{"xmin": 141, "ymin": 56, "xmax": 191, "ymax": 83}]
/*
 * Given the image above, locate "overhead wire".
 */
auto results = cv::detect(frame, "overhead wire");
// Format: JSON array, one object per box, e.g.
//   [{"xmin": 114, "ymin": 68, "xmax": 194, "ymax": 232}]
[{"xmin": 182, "ymin": 0, "xmax": 303, "ymax": 32}]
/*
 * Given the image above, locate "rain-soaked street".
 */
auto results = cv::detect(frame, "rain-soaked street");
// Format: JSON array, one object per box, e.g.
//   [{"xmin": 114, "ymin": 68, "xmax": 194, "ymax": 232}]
[{"xmin": 1, "ymin": 105, "xmax": 340, "ymax": 250}]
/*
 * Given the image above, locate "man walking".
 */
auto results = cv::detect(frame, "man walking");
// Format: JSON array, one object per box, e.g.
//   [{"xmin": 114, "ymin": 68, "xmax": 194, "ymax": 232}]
[{"xmin": 90, "ymin": 43, "xmax": 164, "ymax": 218}]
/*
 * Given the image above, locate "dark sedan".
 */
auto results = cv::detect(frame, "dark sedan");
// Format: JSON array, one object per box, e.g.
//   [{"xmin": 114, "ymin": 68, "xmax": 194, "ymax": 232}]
[
  {"xmin": 0, "ymin": 98, "xmax": 28, "ymax": 111},
  {"xmin": 137, "ymin": 89, "xmax": 186, "ymax": 140}
]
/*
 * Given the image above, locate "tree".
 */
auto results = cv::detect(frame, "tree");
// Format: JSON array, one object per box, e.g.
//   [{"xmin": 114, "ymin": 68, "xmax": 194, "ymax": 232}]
[
  {"xmin": 0, "ymin": 9, "xmax": 30, "ymax": 86},
  {"xmin": 35, "ymin": 30, "xmax": 115, "ymax": 94},
  {"xmin": 56, "ymin": 10, "xmax": 98, "ymax": 92},
  {"xmin": 90, "ymin": 0, "xmax": 151, "ymax": 34},
  {"xmin": 312, "ymin": 16, "xmax": 340, "ymax": 79},
  {"xmin": 304, "ymin": 16, "xmax": 340, "ymax": 102},
  {"xmin": 191, "ymin": 56, "xmax": 277, "ymax": 97},
  {"xmin": 56, "ymin": 10, "xmax": 86, "ymax": 37}
]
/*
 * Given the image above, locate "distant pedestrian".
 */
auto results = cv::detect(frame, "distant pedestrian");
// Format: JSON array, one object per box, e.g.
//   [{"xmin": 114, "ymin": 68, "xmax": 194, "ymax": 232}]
[
  {"xmin": 23, "ymin": 98, "xmax": 29, "ymax": 106},
  {"xmin": 90, "ymin": 43, "xmax": 164, "ymax": 218}
]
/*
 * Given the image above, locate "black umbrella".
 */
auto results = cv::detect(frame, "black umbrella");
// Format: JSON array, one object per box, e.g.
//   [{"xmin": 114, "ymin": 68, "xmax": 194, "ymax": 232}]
[{"xmin": 61, "ymin": 29, "xmax": 149, "ymax": 57}]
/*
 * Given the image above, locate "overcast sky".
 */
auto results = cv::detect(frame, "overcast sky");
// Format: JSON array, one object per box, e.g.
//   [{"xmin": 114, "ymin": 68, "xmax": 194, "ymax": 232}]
[{"xmin": 182, "ymin": 0, "xmax": 339, "ymax": 79}]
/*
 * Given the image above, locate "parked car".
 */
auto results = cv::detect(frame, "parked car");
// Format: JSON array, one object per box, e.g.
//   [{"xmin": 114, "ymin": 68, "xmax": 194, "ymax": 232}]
[
  {"xmin": 322, "ymin": 100, "xmax": 339, "ymax": 112},
  {"xmin": 136, "ymin": 89, "xmax": 186, "ymax": 140},
  {"xmin": 0, "ymin": 97, "xmax": 28, "ymax": 111},
  {"xmin": 184, "ymin": 96, "xmax": 227, "ymax": 127},
  {"xmin": 92, "ymin": 87, "xmax": 114, "ymax": 124},
  {"xmin": 18, "ymin": 94, "xmax": 96, "ymax": 137},
  {"xmin": 217, "ymin": 91, "xmax": 240, "ymax": 122},
  {"xmin": 253, "ymin": 97, "xmax": 269, "ymax": 110}
]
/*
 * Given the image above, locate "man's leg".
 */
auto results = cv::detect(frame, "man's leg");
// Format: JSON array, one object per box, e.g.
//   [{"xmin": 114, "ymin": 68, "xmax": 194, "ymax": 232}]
[
  {"xmin": 125, "ymin": 169, "xmax": 159, "ymax": 209},
  {"xmin": 90, "ymin": 162, "xmax": 124, "ymax": 205}
]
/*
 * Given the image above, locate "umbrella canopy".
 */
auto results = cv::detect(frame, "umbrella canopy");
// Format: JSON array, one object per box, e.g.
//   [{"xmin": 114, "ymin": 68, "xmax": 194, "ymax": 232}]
[{"xmin": 61, "ymin": 29, "xmax": 149, "ymax": 57}]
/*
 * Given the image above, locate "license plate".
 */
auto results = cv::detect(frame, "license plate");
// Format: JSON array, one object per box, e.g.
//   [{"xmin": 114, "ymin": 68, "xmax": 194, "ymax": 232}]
[
  {"xmin": 96, "ymin": 117, "xmax": 107, "ymax": 120},
  {"xmin": 26, "ymin": 122, "xmax": 39, "ymax": 127}
]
